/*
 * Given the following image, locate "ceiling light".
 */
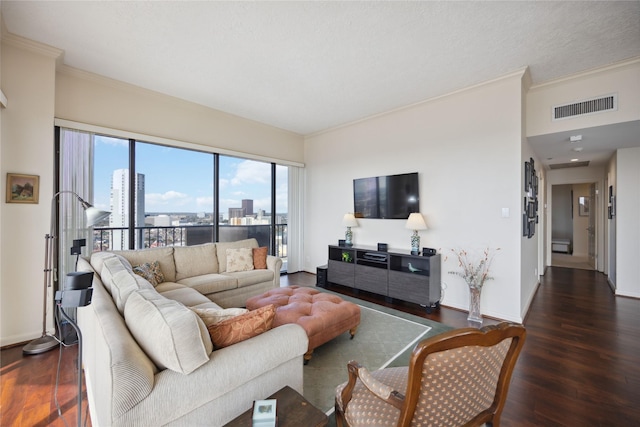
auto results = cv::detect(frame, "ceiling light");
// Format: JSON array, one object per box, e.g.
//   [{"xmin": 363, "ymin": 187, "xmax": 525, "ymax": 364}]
[
  {"xmin": 570, "ymin": 135, "xmax": 582, "ymax": 142},
  {"xmin": 571, "ymin": 158, "xmax": 579, "ymax": 162},
  {"xmin": 572, "ymin": 147, "xmax": 583, "ymax": 152}
]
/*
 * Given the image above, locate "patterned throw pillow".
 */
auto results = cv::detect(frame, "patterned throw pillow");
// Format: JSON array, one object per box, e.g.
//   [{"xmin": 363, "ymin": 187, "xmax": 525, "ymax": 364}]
[
  {"xmin": 252, "ymin": 246, "xmax": 268, "ymax": 269},
  {"xmin": 132, "ymin": 261, "xmax": 165, "ymax": 286},
  {"xmin": 207, "ymin": 304, "xmax": 276, "ymax": 349},
  {"xmin": 226, "ymin": 248, "xmax": 254, "ymax": 273},
  {"xmin": 190, "ymin": 307, "xmax": 249, "ymax": 327}
]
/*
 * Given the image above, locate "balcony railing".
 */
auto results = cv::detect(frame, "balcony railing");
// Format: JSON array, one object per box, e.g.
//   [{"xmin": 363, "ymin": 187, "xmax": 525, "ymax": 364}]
[{"xmin": 92, "ymin": 224, "xmax": 288, "ymax": 271}]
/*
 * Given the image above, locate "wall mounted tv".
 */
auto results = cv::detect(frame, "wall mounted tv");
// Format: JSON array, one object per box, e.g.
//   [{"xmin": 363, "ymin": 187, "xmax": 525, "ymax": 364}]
[{"xmin": 353, "ymin": 172, "xmax": 419, "ymax": 219}]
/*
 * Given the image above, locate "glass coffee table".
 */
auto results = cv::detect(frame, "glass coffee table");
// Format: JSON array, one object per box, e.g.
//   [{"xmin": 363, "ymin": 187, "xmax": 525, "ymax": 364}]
[{"xmin": 224, "ymin": 386, "xmax": 328, "ymax": 427}]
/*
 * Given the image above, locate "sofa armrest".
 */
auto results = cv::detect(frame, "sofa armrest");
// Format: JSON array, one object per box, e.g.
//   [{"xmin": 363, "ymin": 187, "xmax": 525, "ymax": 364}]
[
  {"xmin": 118, "ymin": 323, "xmax": 309, "ymax": 426},
  {"xmin": 266, "ymin": 255, "xmax": 282, "ymax": 286}
]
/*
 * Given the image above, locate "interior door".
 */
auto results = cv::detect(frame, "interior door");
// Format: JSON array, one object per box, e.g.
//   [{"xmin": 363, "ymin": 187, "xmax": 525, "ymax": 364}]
[{"xmin": 587, "ymin": 183, "xmax": 596, "ymax": 267}]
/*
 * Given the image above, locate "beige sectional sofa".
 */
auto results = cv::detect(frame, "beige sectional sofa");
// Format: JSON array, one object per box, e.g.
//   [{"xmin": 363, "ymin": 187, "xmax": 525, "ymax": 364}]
[{"xmin": 76, "ymin": 238, "xmax": 309, "ymax": 426}]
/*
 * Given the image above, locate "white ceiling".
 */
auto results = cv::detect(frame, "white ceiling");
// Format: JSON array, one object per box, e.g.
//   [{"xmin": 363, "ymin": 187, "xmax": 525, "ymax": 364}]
[{"xmin": 2, "ymin": 1, "xmax": 640, "ymax": 168}]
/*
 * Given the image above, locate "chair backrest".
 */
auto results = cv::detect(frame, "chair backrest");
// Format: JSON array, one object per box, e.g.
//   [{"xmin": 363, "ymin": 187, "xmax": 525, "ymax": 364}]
[{"xmin": 398, "ymin": 323, "xmax": 526, "ymax": 427}]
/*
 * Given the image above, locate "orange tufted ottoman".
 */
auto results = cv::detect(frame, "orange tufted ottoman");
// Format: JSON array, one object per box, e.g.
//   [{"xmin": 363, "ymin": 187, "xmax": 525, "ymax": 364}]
[{"xmin": 246, "ymin": 286, "xmax": 361, "ymax": 363}]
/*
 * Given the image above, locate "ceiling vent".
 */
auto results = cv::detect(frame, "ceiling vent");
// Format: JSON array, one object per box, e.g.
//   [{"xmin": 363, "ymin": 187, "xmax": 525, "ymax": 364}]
[
  {"xmin": 552, "ymin": 94, "xmax": 617, "ymax": 121},
  {"xmin": 549, "ymin": 161, "xmax": 590, "ymax": 169}
]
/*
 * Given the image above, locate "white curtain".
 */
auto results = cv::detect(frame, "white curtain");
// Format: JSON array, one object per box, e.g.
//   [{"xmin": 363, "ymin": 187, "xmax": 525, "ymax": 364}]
[
  {"xmin": 286, "ymin": 166, "xmax": 305, "ymax": 273},
  {"xmin": 59, "ymin": 128, "xmax": 94, "ymax": 317}
]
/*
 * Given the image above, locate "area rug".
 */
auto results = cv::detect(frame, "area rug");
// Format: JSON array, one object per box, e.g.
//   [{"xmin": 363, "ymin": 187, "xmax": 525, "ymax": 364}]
[{"xmin": 302, "ymin": 289, "xmax": 451, "ymax": 415}]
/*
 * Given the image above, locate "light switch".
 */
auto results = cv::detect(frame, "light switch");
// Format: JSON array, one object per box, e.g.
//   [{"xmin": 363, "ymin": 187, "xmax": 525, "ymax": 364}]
[{"xmin": 502, "ymin": 208, "xmax": 510, "ymax": 218}]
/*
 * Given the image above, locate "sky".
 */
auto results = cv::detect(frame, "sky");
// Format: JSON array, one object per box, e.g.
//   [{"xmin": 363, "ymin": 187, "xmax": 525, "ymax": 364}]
[{"xmin": 93, "ymin": 136, "xmax": 288, "ymax": 216}]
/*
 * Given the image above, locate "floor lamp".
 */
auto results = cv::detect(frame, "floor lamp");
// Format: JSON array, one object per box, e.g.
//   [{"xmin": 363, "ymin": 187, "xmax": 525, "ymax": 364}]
[{"xmin": 23, "ymin": 191, "xmax": 110, "ymax": 355}]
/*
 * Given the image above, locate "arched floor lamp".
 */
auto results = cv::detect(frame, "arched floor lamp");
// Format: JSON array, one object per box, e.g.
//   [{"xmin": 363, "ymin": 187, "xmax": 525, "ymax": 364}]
[{"xmin": 23, "ymin": 191, "xmax": 110, "ymax": 355}]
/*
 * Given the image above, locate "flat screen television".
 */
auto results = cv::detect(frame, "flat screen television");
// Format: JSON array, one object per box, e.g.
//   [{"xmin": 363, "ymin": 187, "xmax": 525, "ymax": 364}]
[{"xmin": 353, "ymin": 172, "xmax": 419, "ymax": 219}]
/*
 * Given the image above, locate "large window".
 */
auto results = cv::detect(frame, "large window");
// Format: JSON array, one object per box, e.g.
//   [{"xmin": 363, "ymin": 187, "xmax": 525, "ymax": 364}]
[{"xmin": 60, "ymin": 128, "xmax": 290, "ymax": 271}]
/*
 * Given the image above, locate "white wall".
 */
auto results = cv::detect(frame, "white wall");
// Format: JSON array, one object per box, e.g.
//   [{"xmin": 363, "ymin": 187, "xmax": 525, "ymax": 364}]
[
  {"xmin": 304, "ymin": 71, "xmax": 527, "ymax": 322},
  {"xmin": 527, "ymin": 59, "xmax": 640, "ymax": 137},
  {"xmin": 615, "ymin": 147, "xmax": 640, "ymax": 298},
  {"xmin": 55, "ymin": 66, "xmax": 304, "ymax": 165},
  {"xmin": 1, "ymin": 39, "xmax": 60, "ymax": 346},
  {"xmin": 552, "ymin": 184, "xmax": 573, "ymax": 240}
]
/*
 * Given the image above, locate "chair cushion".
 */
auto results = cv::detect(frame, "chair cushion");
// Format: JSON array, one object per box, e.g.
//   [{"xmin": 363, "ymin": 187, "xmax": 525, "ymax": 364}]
[{"xmin": 124, "ymin": 289, "xmax": 213, "ymax": 374}]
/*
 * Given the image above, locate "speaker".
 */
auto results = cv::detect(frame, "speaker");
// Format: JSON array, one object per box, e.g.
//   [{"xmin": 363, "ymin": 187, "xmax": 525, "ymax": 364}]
[
  {"xmin": 55, "ymin": 288, "xmax": 93, "ymax": 308},
  {"xmin": 317, "ymin": 265, "xmax": 328, "ymax": 288},
  {"xmin": 66, "ymin": 271, "xmax": 94, "ymax": 290},
  {"xmin": 422, "ymin": 247, "xmax": 437, "ymax": 256}
]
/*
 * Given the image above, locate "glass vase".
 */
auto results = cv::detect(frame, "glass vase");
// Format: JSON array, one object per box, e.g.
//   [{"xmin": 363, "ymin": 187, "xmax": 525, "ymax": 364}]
[{"xmin": 467, "ymin": 284, "xmax": 483, "ymax": 326}]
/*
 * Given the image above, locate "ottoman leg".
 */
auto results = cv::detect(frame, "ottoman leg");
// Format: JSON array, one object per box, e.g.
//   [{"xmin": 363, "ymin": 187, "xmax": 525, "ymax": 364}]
[
  {"xmin": 349, "ymin": 325, "xmax": 359, "ymax": 339},
  {"xmin": 304, "ymin": 349, "xmax": 314, "ymax": 365}
]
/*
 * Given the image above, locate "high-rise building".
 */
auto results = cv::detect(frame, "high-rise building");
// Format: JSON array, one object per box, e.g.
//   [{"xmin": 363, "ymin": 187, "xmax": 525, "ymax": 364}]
[
  {"xmin": 110, "ymin": 169, "xmax": 145, "ymax": 249},
  {"xmin": 242, "ymin": 199, "xmax": 254, "ymax": 216},
  {"xmin": 228, "ymin": 207, "xmax": 244, "ymax": 223}
]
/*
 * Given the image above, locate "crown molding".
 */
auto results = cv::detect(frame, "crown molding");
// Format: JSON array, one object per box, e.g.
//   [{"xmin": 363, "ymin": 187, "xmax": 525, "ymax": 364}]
[
  {"xmin": 307, "ymin": 67, "xmax": 530, "ymax": 138},
  {"xmin": 1, "ymin": 27, "xmax": 64, "ymax": 62},
  {"xmin": 530, "ymin": 57, "xmax": 640, "ymax": 91}
]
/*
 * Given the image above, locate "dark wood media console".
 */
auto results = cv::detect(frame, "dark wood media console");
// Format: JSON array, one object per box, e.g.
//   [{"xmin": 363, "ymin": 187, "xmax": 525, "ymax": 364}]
[{"xmin": 327, "ymin": 245, "xmax": 441, "ymax": 312}]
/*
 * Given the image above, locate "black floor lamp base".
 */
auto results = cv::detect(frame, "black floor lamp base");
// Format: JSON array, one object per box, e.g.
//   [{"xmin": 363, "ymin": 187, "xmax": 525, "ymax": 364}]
[{"xmin": 23, "ymin": 334, "xmax": 59, "ymax": 355}]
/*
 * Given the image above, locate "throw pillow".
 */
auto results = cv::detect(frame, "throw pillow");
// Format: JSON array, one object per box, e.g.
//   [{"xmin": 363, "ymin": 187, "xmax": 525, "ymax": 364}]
[
  {"xmin": 253, "ymin": 246, "xmax": 268, "ymax": 270},
  {"xmin": 207, "ymin": 304, "xmax": 276, "ymax": 349},
  {"xmin": 133, "ymin": 261, "xmax": 165, "ymax": 286},
  {"xmin": 226, "ymin": 248, "xmax": 254, "ymax": 273},
  {"xmin": 191, "ymin": 307, "xmax": 249, "ymax": 327}
]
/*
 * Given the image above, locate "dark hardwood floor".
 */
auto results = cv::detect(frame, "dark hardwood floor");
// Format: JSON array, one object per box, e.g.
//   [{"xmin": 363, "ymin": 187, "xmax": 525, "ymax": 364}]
[{"xmin": 1, "ymin": 266, "xmax": 638, "ymax": 426}]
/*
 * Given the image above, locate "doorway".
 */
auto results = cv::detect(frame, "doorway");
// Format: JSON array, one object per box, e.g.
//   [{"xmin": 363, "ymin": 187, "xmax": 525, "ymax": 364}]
[{"xmin": 551, "ymin": 183, "xmax": 596, "ymax": 270}]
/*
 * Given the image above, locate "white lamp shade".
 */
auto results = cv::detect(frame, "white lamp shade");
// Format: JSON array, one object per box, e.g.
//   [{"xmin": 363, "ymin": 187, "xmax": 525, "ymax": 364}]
[
  {"xmin": 85, "ymin": 207, "xmax": 111, "ymax": 226},
  {"xmin": 405, "ymin": 213, "xmax": 427, "ymax": 230},
  {"xmin": 342, "ymin": 213, "xmax": 359, "ymax": 227}
]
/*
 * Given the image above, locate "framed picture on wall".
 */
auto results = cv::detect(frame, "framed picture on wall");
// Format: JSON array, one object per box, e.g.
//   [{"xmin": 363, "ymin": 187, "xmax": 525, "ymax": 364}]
[
  {"xmin": 6, "ymin": 173, "xmax": 39, "ymax": 204},
  {"xmin": 579, "ymin": 196, "xmax": 589, "ymax": 216}
]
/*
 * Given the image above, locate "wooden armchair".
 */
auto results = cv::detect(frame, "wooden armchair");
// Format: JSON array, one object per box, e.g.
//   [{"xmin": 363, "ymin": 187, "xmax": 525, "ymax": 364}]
[{"xmin": 335, "ymin": 322, "xmax": 526, "ymax": 427}]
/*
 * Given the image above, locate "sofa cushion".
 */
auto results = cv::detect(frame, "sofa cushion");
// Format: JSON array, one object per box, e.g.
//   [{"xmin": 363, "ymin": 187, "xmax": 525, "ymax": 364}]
[
  {"xmin": 177, "ymin": 274, "xmax": 238, "ymax": 295},
  {"xmin": 132, "ymin": 261, "xmax": 165, "ymax": 286},
  {"xmin": 223, "ymin": 269, "xmax": 275, "ymax": 288},
  {"xmin": 216, "ymin": 238, "xmax": 259, "ymax": 272},
  {"xmin": 90, "ymin": 252, "xmax": 132, "ymax": 293},
  {"xmin": 206, "ymin": 304, "xmax": 276, "ymax": 349},
  {"xmin": 191, "ymin": 307, "xmax": 249, "ymax": 326},
  {"xmin": 253, "ymin": 247, "xmax": 268, "ymax": 269},
  {"xmin": 112, "ymin": 247, "xmax": 176, "ymax": 282},
  {"xmin": 102, "ymin": 256, "xmax": 154, "ymax": 313},
  {"xmin": 173, "ymin": 243, "xmax": 218, "ymax": 280},
  {"xmin": 159, "ymin": 287, "xmax": 220, "ymax": 308},
  {"xmin": 124, "ymin": 289, "xmax": 213, "ymax": 374},
  {"xmin": 226, "ymin": 248, "xmax": 254, "ymax": 273}
]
